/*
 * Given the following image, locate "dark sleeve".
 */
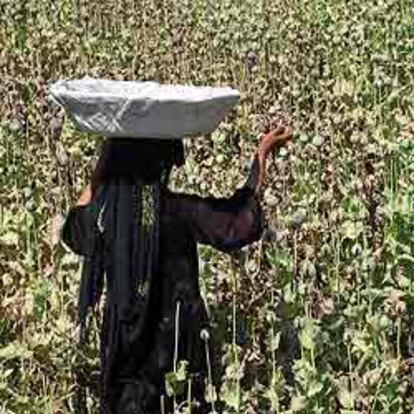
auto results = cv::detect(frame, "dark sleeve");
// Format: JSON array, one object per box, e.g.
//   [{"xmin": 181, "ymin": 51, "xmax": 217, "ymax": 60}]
[
  {"xmin": 61, "ymin": 203, "xmax": 105, "ymax": 325},
  {"xmin": 61, "ymin": 205, "xmax": 100, "ymax": 258},
  {"xmin": 168, "ymin": 157, "xmax": 264, "ymax": 253}
]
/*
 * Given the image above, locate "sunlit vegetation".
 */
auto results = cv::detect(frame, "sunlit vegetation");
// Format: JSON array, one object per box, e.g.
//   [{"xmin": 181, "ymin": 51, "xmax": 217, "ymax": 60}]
[{"xmin": 0, "ymin": 0, "xmax": 413, "ymax": 412}]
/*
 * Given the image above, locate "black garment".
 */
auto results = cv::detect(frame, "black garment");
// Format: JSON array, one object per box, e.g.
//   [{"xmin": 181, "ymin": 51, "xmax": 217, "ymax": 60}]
[{"xmin": 62, "ymin": 161, "xmax": 263, "ymax": 414}]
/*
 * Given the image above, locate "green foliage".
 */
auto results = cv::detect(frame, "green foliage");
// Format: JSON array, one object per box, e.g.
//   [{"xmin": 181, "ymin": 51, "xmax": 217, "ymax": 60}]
[
  {"xmin": 1, "ymin": 0, "xmax": 413, "ymax": 412},
  {"xmin": 165, "ymin": 360, "xmax": 189, "ymax": 397}
]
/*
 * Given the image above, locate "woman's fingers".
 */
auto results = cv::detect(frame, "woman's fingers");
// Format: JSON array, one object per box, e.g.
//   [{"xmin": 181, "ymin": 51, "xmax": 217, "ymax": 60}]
[
  {"xmin": 264, "ymin": 125, "xmax": 292, "ymax": 143},
  {"xmin": 259, "ymin": 125, "xmax": 293, "ymax": 159},
  {"xmin": 270, "ymin": 124, "xmax": 286, "ymax": 135}
]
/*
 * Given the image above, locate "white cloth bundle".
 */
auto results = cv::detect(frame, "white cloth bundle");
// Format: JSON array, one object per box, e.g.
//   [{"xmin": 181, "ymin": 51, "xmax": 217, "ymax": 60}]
[{"xmin": 49, "ymin": 79, "xmax": 240, "ymax": 139}]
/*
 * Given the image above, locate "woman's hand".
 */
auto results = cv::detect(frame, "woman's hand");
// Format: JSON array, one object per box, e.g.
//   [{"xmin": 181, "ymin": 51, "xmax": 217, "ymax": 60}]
[
  {"xmin": 258, "ymin": 125, "xmax": 292, "ymax": 161},
  {"xmin": 76, "ymin": 184, "xmax": 93, "ymax": 206},
  {"xmin": 256, "ymin": 125, "xmax": 292, "ymax": 193}
]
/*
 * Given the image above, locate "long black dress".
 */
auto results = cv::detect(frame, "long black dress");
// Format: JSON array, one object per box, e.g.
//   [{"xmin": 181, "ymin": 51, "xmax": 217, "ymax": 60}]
[{"xmin": 62, "ymin": 158, "xmax": 263, "ymax": 414}]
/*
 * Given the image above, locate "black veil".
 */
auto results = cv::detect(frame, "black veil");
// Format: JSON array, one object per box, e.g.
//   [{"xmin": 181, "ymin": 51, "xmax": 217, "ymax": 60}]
[{"xmin": 72, "ymin": 138, "xmax": 184, "ymax": 413}]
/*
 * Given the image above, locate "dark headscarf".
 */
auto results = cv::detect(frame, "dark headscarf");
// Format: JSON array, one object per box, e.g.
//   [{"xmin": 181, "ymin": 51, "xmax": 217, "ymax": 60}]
[{"xmin": 93, "ymin": 138, "xmax": 185, "ymax": 185}]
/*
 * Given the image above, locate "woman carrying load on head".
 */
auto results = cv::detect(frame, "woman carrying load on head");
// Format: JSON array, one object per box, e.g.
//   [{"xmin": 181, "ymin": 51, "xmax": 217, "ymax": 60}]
[{"xmin": 62, "ymin": 123, "xmax": 291, "ymax": 413}]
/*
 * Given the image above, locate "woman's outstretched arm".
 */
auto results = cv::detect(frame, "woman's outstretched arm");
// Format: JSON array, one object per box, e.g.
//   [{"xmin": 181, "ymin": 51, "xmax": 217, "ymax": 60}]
[{"xmin": 169, "ymin": 125, "xmax": 292, "ymax": 252}]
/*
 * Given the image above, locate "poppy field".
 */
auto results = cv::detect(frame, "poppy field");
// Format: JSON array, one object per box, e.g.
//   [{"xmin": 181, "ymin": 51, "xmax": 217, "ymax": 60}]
[{"xmin": 0, "ymin": 0, "xmax": 413, "ymax": 412}]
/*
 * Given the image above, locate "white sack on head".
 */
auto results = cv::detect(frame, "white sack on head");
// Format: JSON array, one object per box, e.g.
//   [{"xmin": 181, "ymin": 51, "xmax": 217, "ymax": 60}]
[{"xmin": 49, "ymin": 79, "xmax": 240, "ymax": 139}]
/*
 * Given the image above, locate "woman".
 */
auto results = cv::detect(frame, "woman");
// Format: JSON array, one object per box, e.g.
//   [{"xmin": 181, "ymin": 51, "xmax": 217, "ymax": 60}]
[{"xmin": 62, "ymin": 125, "xmax": 292, "ymax": 413}]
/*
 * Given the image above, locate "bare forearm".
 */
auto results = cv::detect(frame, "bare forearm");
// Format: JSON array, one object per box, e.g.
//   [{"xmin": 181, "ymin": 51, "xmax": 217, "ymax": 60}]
[
  {"xmin": 245, "ymin": 126, "xmax": 292, "ymax": 194},
  {"xmin": 76, "ymin": 184, "xmax": 92, "ymax": 206}
]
